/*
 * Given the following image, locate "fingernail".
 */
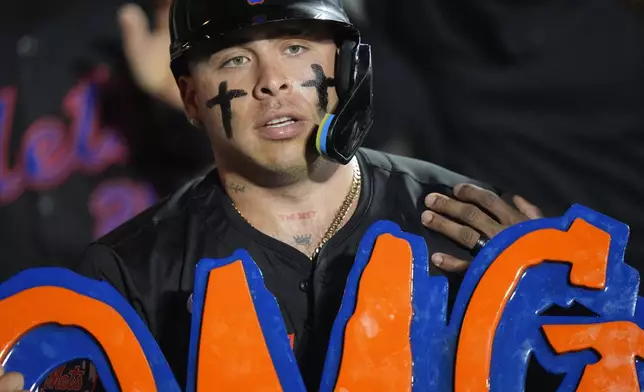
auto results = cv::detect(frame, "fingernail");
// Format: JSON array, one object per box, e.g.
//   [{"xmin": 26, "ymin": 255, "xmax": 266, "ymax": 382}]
[
  {"xmin": 453, "ymin": 184, "xmax": 463, "ymax": 195},
  {"xmin": 422, "ymin": 211, "xmax": 434, "ymax": 224},
  {"xmin": 432, "ymin": 254, "xmax": 443, "ymax": 266},
  {"xmin": 426, "ymin": 194, "xmax": 437, "ymax": 207}
]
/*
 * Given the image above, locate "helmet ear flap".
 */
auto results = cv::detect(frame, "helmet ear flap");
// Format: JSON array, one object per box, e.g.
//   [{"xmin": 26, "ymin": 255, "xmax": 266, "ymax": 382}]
[
  {"xmin": 316, "ymin": 42, "xmax": 374, "ymax": 165},
  {"xmin": 335, "ymin": 40, "xmax": 358, "ymax": 103}
]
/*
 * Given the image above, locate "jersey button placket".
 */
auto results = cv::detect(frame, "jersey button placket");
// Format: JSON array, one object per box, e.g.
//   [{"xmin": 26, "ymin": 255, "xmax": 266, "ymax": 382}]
[
  {"xmin": 300, "ymin": 277, "xmax": 314, "ymax": 332},
  {"xmin": 299, "ymin": 279, "xmax": 311, "ymax": 292}
]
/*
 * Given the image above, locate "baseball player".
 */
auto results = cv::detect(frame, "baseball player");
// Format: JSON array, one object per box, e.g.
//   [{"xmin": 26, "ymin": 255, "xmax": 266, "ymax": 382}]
[{"xmin": 0, "ymin": 0, "xmax": 541, "ymax": 390}]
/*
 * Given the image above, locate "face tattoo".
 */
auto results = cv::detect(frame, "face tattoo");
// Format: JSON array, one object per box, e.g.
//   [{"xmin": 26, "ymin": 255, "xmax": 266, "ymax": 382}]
[
  {"xmin": 302, "ymin": 64, "xmax": 336, "ymax": 113},
  {"xmin": 206, "ymin": 81, "xmax": 248, "ymax": 138}
]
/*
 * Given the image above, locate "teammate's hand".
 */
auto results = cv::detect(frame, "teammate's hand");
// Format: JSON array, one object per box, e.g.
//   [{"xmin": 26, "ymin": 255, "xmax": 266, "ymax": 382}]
[
  {"xmin": 421, "ymin": 183, "xmax": 543, "ymax": 272},
  {"xmin": 0, "ymin": 366, "xmax": 26, "ymax": 392},
  {"xmin": 118, "ymin": 0, "xmax": 183, "ymax": 110}
]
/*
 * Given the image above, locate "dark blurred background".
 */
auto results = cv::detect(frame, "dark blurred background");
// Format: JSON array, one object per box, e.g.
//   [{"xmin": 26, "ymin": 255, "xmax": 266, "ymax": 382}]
[{"xmin": 1, "ymin": 0, "xmax": 643, "ymax": 283}]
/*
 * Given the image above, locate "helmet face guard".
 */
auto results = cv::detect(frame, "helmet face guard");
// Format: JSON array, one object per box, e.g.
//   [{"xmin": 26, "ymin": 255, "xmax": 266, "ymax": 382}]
[{"xmin": 170, "ymin": 0, "xmax": 373, "ymax": 165}]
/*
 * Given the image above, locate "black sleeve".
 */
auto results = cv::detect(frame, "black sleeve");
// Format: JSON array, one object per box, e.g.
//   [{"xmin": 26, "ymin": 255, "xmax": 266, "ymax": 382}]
[
  {"xmin": 72, "ymin": 243, "xmax": 151, "ymax": 327},
  {"xmin": 73, "ymin": 244, "xmax": 125, "ymax": 295}
]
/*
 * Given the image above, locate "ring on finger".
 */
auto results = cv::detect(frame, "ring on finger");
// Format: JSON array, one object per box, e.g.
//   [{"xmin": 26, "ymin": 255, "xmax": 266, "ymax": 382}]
[{"xmin": 470, "ymin": 234, "xmax": 490, "ymax": 256}]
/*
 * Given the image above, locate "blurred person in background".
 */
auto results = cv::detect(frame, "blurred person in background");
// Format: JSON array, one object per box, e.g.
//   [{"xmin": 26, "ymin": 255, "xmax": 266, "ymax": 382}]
[
  {"xmin": 0, "ymin": 0, "xmax": 212, "ymax": 284},
  {"xmin": 369, "ymin": 0, "xmax": 644, "ymax": 273}
]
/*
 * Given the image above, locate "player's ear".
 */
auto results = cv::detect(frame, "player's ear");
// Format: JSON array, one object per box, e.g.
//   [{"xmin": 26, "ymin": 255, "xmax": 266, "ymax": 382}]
[{"xmin": 178, "ymin": 74, "xmax": 199, "ymax": 121}]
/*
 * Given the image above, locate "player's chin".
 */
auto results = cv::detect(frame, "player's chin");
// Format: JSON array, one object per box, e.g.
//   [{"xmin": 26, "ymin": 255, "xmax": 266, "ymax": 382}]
[
  {"xmin": 267, "ymin": 147, "xmax": 308, "ymax": 167},
  {"xmin": 258, "ymin": 144, "xmax": 310, "ymax": 171}
]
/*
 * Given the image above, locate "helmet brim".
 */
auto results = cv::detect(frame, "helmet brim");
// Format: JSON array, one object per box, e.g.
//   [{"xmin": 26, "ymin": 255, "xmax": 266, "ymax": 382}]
[{"xmin": 170, "ymin": 2, "xmax": 359, "ymax": 70}]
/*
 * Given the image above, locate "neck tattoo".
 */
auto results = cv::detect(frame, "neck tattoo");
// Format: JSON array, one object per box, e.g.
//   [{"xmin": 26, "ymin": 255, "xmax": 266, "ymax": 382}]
[
  {"xmin": 231, "ymin": 161, "xmax": 362, "ymax": 260},
  {"xmin": 228, "ymin": 183, "xmax": 246, "ymax": 194}
]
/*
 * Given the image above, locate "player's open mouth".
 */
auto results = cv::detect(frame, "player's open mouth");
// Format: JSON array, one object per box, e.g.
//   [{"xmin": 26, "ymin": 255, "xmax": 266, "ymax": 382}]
[{"xmin": 264, "ymin": 117, "xmax": 298, "ymax": 128}]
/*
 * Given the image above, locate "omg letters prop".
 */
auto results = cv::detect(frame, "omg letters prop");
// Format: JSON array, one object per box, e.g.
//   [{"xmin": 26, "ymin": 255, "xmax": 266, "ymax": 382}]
[{"xmin": 2, "ymin": 204, "xmax": 644, "ymax": 391}]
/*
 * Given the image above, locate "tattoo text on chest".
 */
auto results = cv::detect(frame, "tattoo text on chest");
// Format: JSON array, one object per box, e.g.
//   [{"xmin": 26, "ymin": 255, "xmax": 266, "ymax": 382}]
[
  {"xmin": 280, "ymin": 211, "xmax": 316, "ymax": 221},
  {"xmin": 227, "ymin": 183, "xmax": 246, "ymax": 193},
  {"xmin": 293, "ymin": 234, "xmax": 313, "ymax": 247}
]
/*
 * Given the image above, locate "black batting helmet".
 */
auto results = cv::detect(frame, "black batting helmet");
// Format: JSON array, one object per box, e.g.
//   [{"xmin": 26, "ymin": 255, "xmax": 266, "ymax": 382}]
[{"xmin": 169, "ymin": 0, "xmax": 374, "ymax": 165}]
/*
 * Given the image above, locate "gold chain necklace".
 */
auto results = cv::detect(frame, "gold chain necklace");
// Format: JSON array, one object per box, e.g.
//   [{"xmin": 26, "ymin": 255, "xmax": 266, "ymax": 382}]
[{"xmin": 231, "ymin": 161, "xmax": 362, "ymax": 260}]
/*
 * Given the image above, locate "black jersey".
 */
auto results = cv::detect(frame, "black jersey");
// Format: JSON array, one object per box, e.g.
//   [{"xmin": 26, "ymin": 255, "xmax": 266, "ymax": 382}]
[{"xmin": 73, "ymin": 148, "xmax": 499, "ymax": 390}]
